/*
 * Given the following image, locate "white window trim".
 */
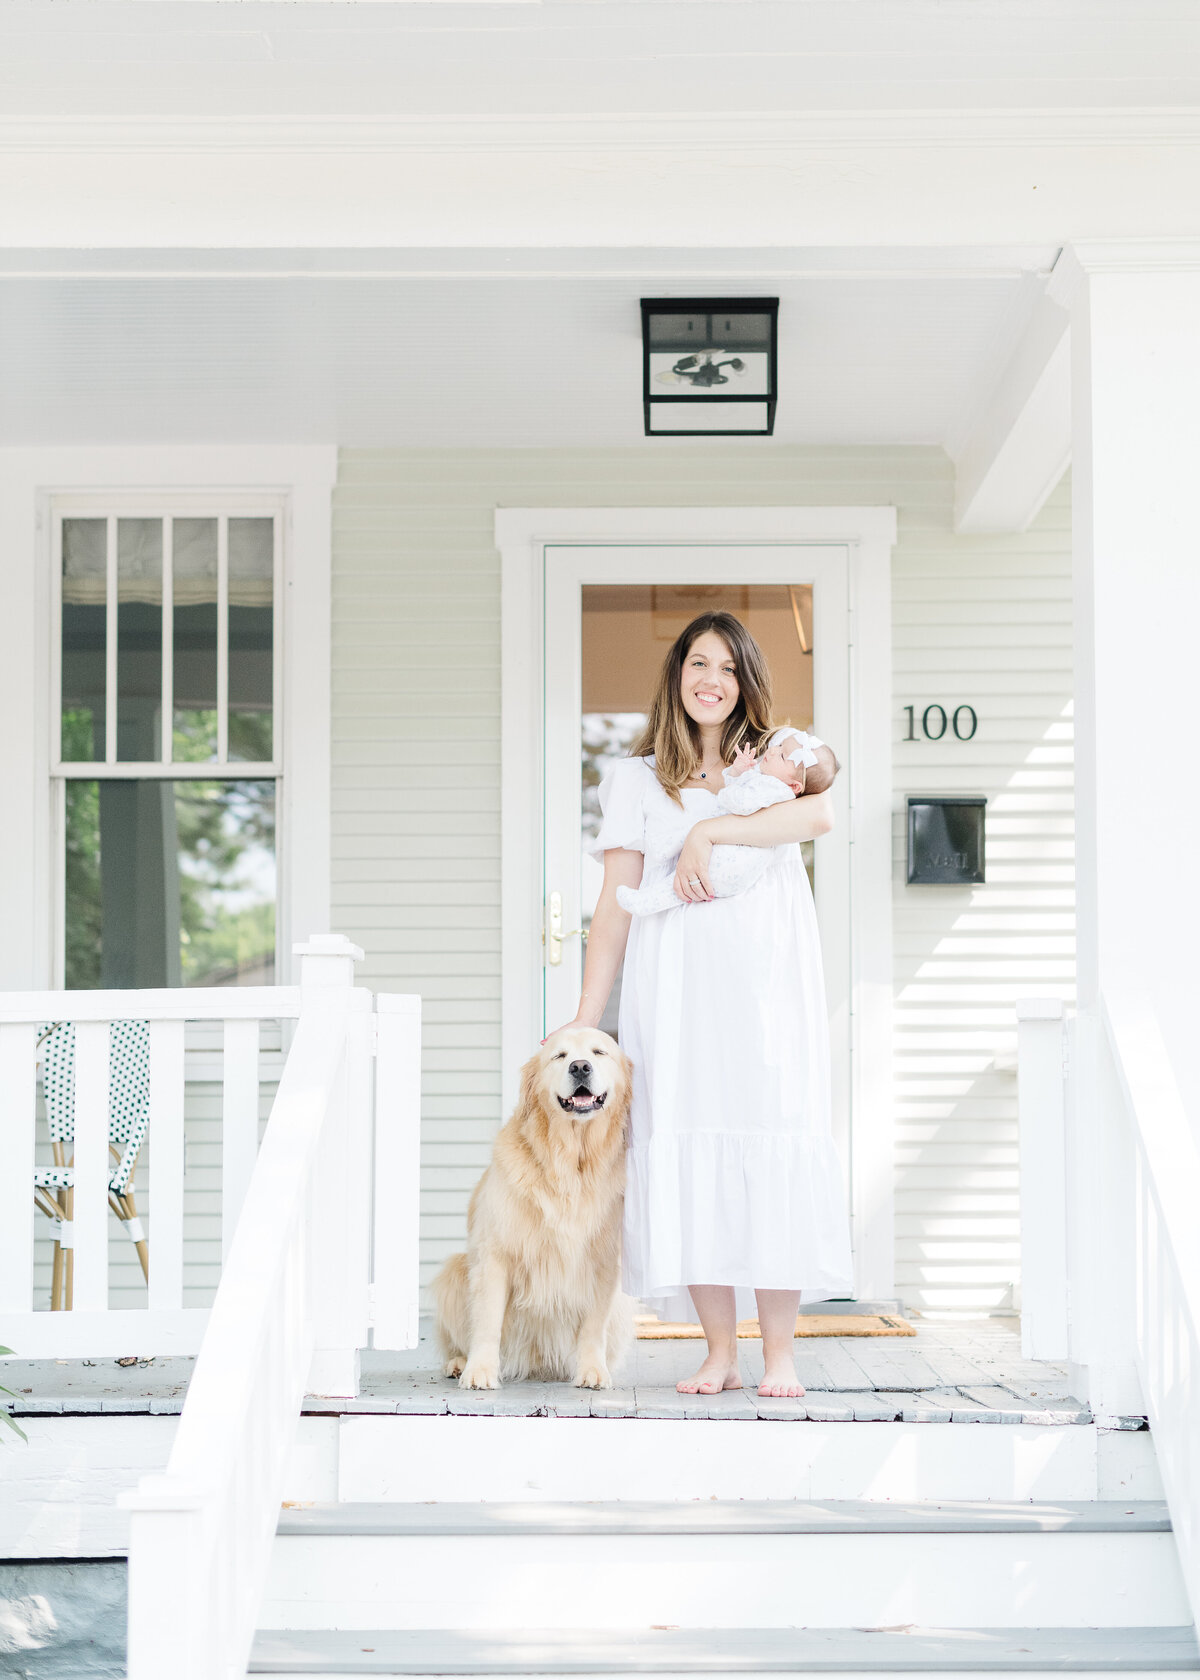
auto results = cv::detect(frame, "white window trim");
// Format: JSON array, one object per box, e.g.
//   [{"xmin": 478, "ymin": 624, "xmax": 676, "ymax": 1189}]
[
  {"xmin": 0, "ymin": 446, "xmax": 336, "ymax": 990},
  {"xmin": 495, "ymin": 505, "xmax": 897, "ymax": 1301},
  {"xmin": 50, "ymin": 491, "xmax": 285, "ymax": 780}
]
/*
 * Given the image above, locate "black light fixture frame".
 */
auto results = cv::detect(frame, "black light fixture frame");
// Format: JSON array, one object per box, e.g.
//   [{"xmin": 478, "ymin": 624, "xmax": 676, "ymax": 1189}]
[{"xmin": 641, "ymin": 297, "xmax": 779, "ymax": 437}]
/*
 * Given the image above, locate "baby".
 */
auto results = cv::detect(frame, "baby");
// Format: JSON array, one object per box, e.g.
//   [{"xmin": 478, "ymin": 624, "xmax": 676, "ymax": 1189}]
[{"xmin": 617, "ymin": 729, "xmax": 836, "ymax": 917}]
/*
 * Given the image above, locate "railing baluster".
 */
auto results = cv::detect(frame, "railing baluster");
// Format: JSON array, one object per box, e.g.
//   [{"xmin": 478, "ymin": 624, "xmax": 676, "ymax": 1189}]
[
  {"xmin": 222, "ymin": 1018, "xmax": 260, "ymax": 1261},
  {"xmin": 372, "ymin": 993, "xmax": 423, "ymax": 1349},
  {"xmin": 72, "ymin": 1021, "xmax": 111, "ymax": 1312},
  {"xmin": 148, "ymin": 1019, "xmax": 186, "ymax": 1312},
  {"xmin": 0, "ymin": 1023, "xmax": 37, "ymax": 1312}
]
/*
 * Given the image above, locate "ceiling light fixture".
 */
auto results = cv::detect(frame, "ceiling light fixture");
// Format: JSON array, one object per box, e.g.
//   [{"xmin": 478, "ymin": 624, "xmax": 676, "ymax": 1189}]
[{"xmin": 640, "ymin": 297, "xmax": 778, "ymax": 437}]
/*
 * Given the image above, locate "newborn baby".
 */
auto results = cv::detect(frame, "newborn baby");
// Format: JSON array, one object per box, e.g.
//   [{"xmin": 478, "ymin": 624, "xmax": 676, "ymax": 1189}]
[{"xmin": 617, "ymin": 729, "xmax": 835, "ymax": 917}]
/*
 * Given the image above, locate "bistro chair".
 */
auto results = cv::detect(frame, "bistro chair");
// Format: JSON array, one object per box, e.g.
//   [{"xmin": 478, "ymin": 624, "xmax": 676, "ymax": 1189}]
[{"xmin": 33, "ymin": 1019, "xmax": 152, "ymax": 1310}]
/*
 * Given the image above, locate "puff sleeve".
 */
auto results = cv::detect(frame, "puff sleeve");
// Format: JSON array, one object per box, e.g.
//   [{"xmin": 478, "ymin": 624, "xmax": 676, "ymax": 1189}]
[{"xmin": 585, "ymin": 756, "xmax": 649, "ymax": 856}]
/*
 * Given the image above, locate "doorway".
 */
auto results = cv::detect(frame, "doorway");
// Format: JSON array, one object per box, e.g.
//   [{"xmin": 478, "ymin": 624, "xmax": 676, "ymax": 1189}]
[
  {"xmin": 498, "ymin": 508, "xmax": 896, "ymax": 1298},
  {"xmin": 544, "ymin": 546, "xmax": 851, "ymax": 1169}
]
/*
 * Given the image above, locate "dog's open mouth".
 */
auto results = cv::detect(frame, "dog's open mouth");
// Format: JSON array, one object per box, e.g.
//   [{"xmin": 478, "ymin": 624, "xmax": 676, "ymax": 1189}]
[{"xmin": 558, "ymin": 1090, "xmax": 608, "ymax": 1115}]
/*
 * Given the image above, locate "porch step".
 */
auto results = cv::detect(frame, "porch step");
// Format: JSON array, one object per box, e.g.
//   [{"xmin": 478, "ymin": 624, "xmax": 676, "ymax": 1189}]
[
  {"xmin": 275, "ymin": 1499, "xmax": 1172, "ymax": 1537},
  {"xmin": 259, "ymin": 1499, "xmax": 1189, "ymax": 1634},
  {"xmin": 248, "ymin": 1623, "xmax": 1200, "ymax": 1674},
  {"xmin": 333, "ymin": 1414, "xmax": 1162, "ymax": 1504}
]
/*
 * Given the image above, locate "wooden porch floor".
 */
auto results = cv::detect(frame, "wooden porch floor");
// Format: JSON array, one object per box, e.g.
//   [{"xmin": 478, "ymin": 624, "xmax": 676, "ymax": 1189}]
[{"xmin": 4, "ymin": 1314, "xmax": 1127, "ymax": 1425}]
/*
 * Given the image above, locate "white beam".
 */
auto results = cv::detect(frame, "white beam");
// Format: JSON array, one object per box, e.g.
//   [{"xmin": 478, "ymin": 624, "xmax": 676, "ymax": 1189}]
[
  {"xmin": 951, "ymin": 282, "xmax": 1071, "ymax": 533},
  {"xmin": 1055, "ymin": 242, "xmax": 1200, "ymax": 1421},
  {"xmin": 2, "ymin": 112, "xmax": 1200, "ymax": 249}
]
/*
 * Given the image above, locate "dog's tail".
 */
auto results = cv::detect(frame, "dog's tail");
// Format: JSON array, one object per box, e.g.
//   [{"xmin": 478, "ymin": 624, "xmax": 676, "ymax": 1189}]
[{"xmin": 431, "ymin": 1250, "xmax": 471, "ymax": 1360}]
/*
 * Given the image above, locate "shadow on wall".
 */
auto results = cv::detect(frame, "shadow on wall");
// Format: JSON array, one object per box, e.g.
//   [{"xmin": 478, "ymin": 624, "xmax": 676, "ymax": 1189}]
[{"xmin": 894, "ymin": 700, "xmax": 1076, "ymax": 1319}]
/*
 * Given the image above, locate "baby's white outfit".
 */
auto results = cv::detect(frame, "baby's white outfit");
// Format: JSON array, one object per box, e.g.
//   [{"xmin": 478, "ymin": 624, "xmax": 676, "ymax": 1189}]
[{"xmin": 616, "ymin": 731, "xmax": 825, "ymax": 917}]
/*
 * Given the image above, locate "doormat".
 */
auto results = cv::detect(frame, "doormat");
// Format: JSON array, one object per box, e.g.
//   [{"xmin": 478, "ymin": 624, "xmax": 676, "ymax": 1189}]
[{"xmin": 635, "ymin": 1314, "xmax": 915, "ymax": 1339}]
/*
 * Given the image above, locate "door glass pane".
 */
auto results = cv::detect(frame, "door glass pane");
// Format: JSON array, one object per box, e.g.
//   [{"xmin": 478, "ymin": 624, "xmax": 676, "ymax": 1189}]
[
  {"xmin": 581, "ymin": 584, "xmax": 815, "ymax": 1036},
  {"xmin": 64, "ymin": 778, "xmax": 275, "ymax": 988},
  {"xmin": 228, "ymin": 517, "xmax": 274, "ymax": 762},
  {"xmin": 61, "ymin": 518, "xmax": 107, "ymax": 762},
  {"xmin": 116, "ymin": 518, "xmax": 163, "ymax": 761},
  {"xmin": 173, "ymin": 518, "xmax": 219, "ymax": 761}
]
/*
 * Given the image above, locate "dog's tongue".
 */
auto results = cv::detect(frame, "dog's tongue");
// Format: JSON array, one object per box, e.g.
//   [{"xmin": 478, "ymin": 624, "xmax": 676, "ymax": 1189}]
[{"xmin": 571, "ymin": 1093, "xmax": 594, "ymax": 1108}]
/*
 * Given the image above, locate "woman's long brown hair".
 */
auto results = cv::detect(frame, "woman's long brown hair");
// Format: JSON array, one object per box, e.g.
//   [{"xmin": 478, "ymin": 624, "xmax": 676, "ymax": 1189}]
[{"xmin": 629, "ymin": 612, "xmax": 777, "ymax": 806}]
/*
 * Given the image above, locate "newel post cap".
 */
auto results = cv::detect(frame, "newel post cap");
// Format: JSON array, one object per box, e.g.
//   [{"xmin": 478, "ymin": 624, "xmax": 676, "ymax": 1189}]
[
  {"xmin": 1016, "ymin": 998, "xmax": 1066, "ymax": 1022},
  {"xmin": 293, "ymin": 933, "xmax": 365, "ymax": 988}
]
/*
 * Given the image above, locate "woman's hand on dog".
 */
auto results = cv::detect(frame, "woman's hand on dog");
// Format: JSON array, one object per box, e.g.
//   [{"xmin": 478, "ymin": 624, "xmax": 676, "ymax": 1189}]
[
  {"xmin": 674, "ymin": 823, "xmax": 715, "ymax": 903},
  {"xmin": 541, "ymin": 1015, "xmax": 600, "ymax": 1046}
]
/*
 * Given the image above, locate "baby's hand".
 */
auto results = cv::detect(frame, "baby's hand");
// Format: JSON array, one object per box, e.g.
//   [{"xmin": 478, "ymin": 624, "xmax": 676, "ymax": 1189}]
[{"xmin": 728, "ymin": 743, "xmax": 757, "ymax": 777}]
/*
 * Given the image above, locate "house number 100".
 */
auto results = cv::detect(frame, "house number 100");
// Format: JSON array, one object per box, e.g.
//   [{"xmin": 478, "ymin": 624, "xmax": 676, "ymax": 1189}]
[{"xmin": 903, "ymin": 704, "xmax": 978, "ymax": 742}]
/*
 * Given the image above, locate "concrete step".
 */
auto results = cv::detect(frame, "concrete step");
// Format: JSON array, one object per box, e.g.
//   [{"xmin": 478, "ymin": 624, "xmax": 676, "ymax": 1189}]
[
  {"xmin": 275, "ymin": 1499, "xmax": 1174, "ymax": 1537},
  {"xmin": 332, "ymin": 1414, "xmax": 1163, "ymax": 1504},
  {"xmin": 259, "ymin": 1500, "xmax": 1189, "ymax": 1633},
  {"xmin": 248, "ymin": 1623, "xmax": 1200, "ymax": 1675}
]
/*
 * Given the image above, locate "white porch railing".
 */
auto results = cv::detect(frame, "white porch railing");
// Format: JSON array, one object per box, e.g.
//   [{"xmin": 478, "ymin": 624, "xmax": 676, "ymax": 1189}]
[
  {"xmin": 1018, "ymin": 987, "xmax": 1200, "ymax": 1628},
  {"xmin": 1102, "ymin": 985, "xmax": 1200, "ymax": 1626},
  {"xmin": 117, "ymin": 935, "xmax": 421, "ymax": 1680},
  {"xmin": 1015, "ymin": 999, "xmax": 1070, "ymax": 1361},
  {"xmin": 0, "ymin": 983, "xmax": 304, "ymax": 1357}
]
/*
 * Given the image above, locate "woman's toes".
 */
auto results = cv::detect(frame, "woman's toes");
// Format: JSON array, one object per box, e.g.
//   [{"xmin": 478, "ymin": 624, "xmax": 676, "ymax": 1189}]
[{"xmin": 758, "ymin": 1372, "xmax": 805, "ymax": 1398}]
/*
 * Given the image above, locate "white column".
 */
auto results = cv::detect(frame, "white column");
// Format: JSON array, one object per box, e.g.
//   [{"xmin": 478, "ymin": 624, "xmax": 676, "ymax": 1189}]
[
  {"xmin": 295, "ymin": 933, "xmax": 370, "ymax": 1398},
  {"xmin": 1052, "ymin": 244, "xmax": 1200, "ymax": 1414}
]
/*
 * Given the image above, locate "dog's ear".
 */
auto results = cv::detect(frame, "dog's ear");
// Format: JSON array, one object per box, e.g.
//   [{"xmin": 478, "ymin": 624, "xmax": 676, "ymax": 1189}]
[{"xmin": 516, "ymin": 1047, "xmax": 545, "ymax": 1117}]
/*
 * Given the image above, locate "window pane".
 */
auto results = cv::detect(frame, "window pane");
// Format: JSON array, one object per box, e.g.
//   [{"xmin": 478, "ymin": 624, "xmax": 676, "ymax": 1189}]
[
  {"xmin": 173, "ymin": 518, "xmax": 219, "ymax": 761},
  {"xmin": 117, "ymin": 518, "xmax": 163, "ymax": 762},
  {"xmin": 61, "ymin": 518, "xmax": 107, "ymax": 762},
  {"xmin": 580, "ymin": 584, "xmax": 817, "ymax": 1035},
  {"xmin": 64, "ymin": 779, "xmax": 276, "ymax": 989},
  {"xmin": 228, "ymin": 517, "xmax": 273, "ymax": 762}
]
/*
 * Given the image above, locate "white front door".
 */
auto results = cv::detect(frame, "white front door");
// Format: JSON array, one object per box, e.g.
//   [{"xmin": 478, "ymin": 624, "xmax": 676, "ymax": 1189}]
[{"xmin": 542, "ymin": 544, "xmax": 852, "ymax": 1168}]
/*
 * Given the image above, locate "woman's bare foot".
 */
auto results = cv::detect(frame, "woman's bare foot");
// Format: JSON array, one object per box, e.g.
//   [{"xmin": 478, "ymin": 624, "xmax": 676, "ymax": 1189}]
[
  {"xmin": 677, "ymin": 1350, "xmax": 743, "ymax": 1394},
  {"xmin": 758, "ymin": 1358, "xmax": 806, "ymax": 1399}
]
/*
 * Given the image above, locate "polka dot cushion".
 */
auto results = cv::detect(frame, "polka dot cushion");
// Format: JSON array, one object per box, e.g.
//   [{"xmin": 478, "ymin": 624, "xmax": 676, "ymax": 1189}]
[{"xmin": 38, "ymin": 1019, "xmax": 151, "ymax": 1194}]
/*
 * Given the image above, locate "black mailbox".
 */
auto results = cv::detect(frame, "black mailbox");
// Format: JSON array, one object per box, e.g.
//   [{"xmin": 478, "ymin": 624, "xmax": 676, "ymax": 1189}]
[{"xmin": 907, "ymin": 797, "xmax": 986, "ymax": 886}]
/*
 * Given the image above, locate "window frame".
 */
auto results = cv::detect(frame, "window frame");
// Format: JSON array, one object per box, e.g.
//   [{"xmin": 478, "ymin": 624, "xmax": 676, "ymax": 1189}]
[
  {"xmin": 0, "ymin": 446, "xmax": 334, "ymax": 993},
  {"xmin": 51, "ymin": 492, "xmax": 285, "ymax": 780},
  {"xmin": 50, "ymin": 491, "xmax": 286, "ymax": 990}
]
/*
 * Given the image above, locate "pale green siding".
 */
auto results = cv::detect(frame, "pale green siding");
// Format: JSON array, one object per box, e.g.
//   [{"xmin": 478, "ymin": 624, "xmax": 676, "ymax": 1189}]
[{"xmin": 332, "ymin": 449, "xmax": 1073, "ymax": 1318}]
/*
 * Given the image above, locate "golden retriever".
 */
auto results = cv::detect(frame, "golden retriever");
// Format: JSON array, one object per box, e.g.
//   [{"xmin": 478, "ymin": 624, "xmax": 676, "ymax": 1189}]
[{"xmin": 432, "ymin": 1027, "xmax": 633, "ymax": 1389}]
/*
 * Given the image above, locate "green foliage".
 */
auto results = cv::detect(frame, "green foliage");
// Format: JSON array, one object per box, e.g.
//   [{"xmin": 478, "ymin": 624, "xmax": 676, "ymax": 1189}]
[
  {"xmin": 65, "ymin": 779, "xmax": 102, "ymax": 990},
  {"xmin": 172, "ymin": 710, "xmax": 219, "ymax": 763},
  {"xmin": 64, "ymin": 775, "xmax": 275, "ymax": 991},
  {"xmin": 174, "ymin": 780, "xmax": 275, "ymax": 985},
  {"xmin": 228, "ymin": 710, "xmax": 273, "ymax": 764}
]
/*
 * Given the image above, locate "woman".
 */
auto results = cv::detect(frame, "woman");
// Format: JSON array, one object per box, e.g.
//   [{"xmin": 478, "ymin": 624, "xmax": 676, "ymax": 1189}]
[{"xmin": 549, "ymin": 612, "xmax": 854, "ymax": 1399}]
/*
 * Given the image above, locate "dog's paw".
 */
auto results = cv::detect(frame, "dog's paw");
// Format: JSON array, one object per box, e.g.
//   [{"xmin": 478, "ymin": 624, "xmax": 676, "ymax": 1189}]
[
  {"xmin": 459, "ymin": 1359, "xmax": 501, "ymax": 1390},
  {"xmin": 573, "ymin": 1362, "xmax": 612, "ymax": 1390},
  {"xmin": 443, "ymin": 1355, "xmax": 466, "ymax": 1379}
]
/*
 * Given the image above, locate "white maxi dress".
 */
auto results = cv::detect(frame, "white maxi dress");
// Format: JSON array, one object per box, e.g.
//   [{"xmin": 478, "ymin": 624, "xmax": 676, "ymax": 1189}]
[{"xmin": 587, "ymin": 730, "xmax": 854, "ymax": 1322}]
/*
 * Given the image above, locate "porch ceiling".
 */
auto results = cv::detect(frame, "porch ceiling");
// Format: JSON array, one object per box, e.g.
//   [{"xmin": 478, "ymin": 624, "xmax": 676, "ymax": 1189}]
[{"xmin": 0, "ymin": 246, "xmax": 1054, "ymax": 449}]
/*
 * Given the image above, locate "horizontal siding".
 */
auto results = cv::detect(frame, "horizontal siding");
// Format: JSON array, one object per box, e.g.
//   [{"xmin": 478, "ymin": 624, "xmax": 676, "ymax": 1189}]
[
  {"xmin": 892, "ymin": 474, "xmax": 1073, "ymax": 1316},
  {"xmin": 332, "ymin": 447, "xmax": 1074, "ymax": 1314}
]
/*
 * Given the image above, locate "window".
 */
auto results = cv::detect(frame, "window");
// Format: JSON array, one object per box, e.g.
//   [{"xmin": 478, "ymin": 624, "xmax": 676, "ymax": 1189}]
[{"xmin": 53, "ymin": 502, "xmax": 282, "ymax": 989}]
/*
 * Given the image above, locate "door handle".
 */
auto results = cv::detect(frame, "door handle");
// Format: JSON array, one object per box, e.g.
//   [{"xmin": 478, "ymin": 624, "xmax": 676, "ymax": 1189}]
[{"xmin": 545, "ymin": 890, "xmax": 583, "ymax": 967}]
